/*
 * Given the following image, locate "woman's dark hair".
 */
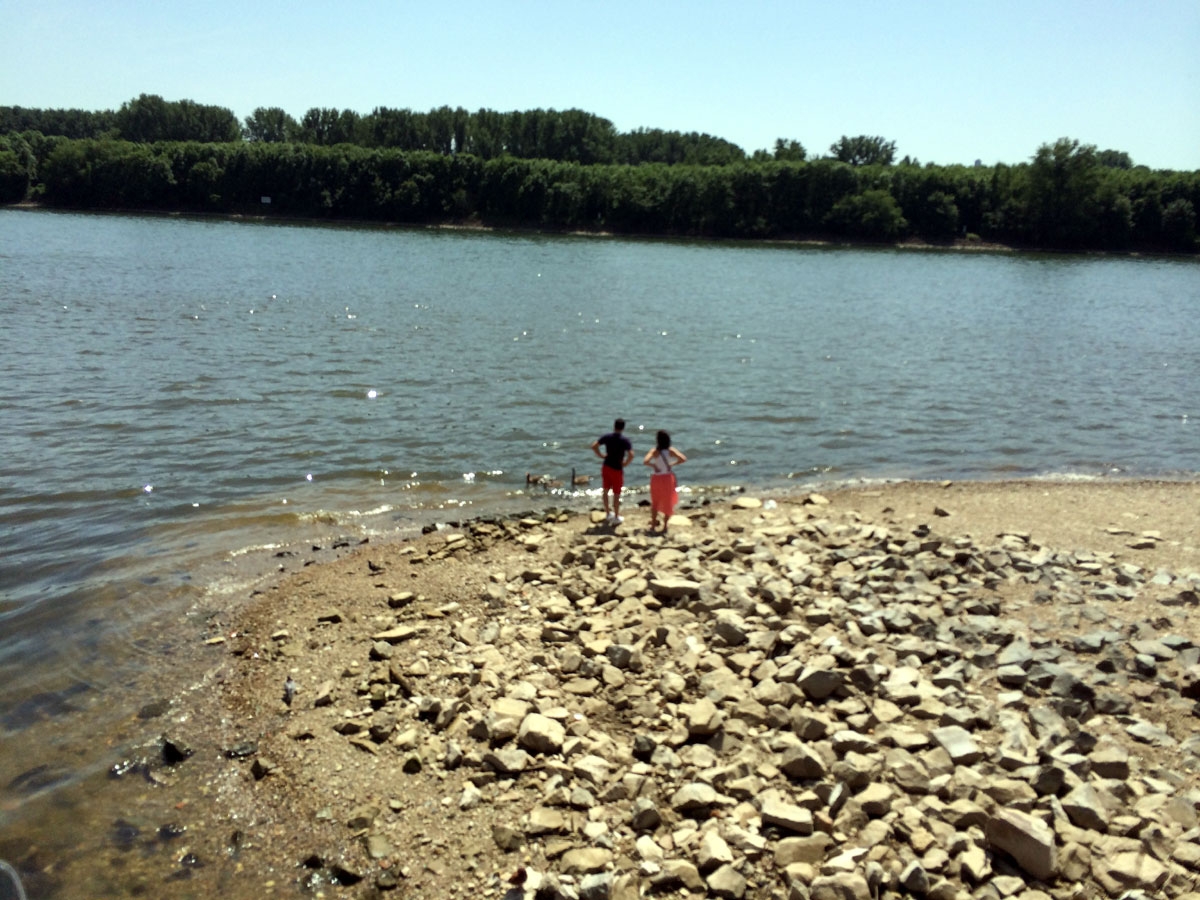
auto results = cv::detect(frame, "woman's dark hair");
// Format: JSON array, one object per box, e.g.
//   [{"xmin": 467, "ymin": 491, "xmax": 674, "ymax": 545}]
[{"xmin": 656, "ymin": 430, "xmax": 671, "ymax": 452}]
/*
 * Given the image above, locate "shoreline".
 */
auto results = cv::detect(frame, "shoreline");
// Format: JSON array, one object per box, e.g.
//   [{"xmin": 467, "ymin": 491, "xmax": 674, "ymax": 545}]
[
  {"xmin": 9, "ymin": 202, "xmax": 1199, "ymax": 261},
  {"xmin": 7, "ymin": 477, "xmax": 1199, "ymax": 898}
]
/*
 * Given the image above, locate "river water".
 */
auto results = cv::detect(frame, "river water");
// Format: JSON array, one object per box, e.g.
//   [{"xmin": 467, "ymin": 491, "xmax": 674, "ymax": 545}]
[{"xmin": 0, "ymin": 208, "xmax": 1198, "ymax": 893}]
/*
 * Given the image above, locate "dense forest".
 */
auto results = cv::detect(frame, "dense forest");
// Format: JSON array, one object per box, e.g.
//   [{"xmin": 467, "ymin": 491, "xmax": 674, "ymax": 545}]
[{"xmin": 1, "ymin": 94, "xmax": 1197, "ymax": 252}]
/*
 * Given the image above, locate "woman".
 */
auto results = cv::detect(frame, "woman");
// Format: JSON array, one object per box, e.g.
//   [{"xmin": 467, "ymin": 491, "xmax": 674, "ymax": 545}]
[{"xmin": 643, "ymin": 430, "xmax": 686, "ymax": 533}]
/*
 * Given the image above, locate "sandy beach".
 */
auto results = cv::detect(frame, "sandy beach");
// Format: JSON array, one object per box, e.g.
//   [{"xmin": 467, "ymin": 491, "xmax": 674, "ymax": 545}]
[{"xmin": 14, "ymin": 479, "xmax": 1200, "ymax": 899}]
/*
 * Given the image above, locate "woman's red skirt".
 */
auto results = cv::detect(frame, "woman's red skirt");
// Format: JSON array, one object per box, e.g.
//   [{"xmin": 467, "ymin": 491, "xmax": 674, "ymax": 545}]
[{"xmin": 650, "ymin": 472, "xmax": 678, "ymax": 517}]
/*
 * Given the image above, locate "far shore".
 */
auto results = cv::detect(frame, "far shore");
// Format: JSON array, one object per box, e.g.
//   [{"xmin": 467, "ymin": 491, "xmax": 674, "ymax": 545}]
[{"xmin": 11, "ymin": 200, "xmax": 1196, "ymax": 259}]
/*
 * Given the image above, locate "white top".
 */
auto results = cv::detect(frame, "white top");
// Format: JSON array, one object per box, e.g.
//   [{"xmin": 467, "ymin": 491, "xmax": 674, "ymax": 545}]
[{"xmin": 649, "ymin": 451, "xmax": 672, "ymax": 474}]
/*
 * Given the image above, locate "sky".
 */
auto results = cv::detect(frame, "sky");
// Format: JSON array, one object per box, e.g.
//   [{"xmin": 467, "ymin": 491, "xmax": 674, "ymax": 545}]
[{"xmin": 3, "ymin": 0, "xmax": 1198, "ymax": 170}]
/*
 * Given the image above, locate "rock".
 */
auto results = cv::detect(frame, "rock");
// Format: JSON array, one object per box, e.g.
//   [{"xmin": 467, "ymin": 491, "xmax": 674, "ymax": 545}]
[
  {"xmin": 370, "ymin": 625, "xmax": 421, "ymax": 643},
  {"xmin": 900, "ymin": 860, "xmax": 930, "ymax": 894},
  {"xmin": 931, "ymin": 725, "xmax": 983, "ymax": 765},
  {"xmin": 986, "ymin": 809, "xmax": 1057, "ymax": 881},
  {"xmin": 672, "ymin": 782, "xmax": 718, "ymax": 815},
  {"xmin": 809, "ymin": 872, "xmax": 871, "ymax": 900},
  {"xmin": 346, "ymin": 805, "xmax": 379, "ymax": 830},
  {"xmin": 798, "ymin": 666, "xmax": 843, "ymax": 700},
  {"xmin": 780, "ymin": 744, "xmax": 827, "ymax": 780},
  {"xmin": 517, "ymin": 713, "xmax": 565, "ymax": 755},
  {"xmin": 682, "ymin": 697, "xmax": 724, "ymax": 736},
  {"xmin": 775, "ymin": 834, "xmax": 834, "ymax": 866},
  {"xmin": 492, "ymin": 824, "xmax": 522, "ymax": 852},
  {"xmin": 365, "ymin": 832, "xmax": 393, "ymax": 860},
  {"xmin": 161, "ymin": 736, "xmax": 194, "ymax": 765},
  {"xmin": 483, "ymin": 748, "xmax": 530, "ymax": 774},
  {"xmin": 1092, "ymin": 848, "xmax": 1169, "ymax": 895},
  {"xmin": 857, "ymin": 783, "xmax": 894, "ymax": 817},
  {"xmin": 649, "ymin": 577, "xmax": 701, "ymax": 599},
  {"xmin": 580, "ymin": 871, "xmax": 613, "ymax": 900},
  {"xmin": 697, "ymin": 830, "xmax": 734, "ymax": 871},
  {"xmin": 560, "ymin": 847, "xmax": 613, "ymax": 875},
  {"xmin": 1061, "ymin": 783, "xmax": 1109, "ymax": 832},
  {"xmin": 760, "ymin": 791, "xmax": 814, "ymax": 834},
  {"xmin": 706, "ymin": 863, "xmax": 747, "ymax": 899},
  {"xmin": 630, "ymin": 797, "xmax": 661, "ymax": 832}
]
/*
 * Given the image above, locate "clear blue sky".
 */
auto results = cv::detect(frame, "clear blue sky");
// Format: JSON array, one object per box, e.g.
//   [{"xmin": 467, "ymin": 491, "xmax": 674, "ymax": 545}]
[{"xmin": 3, "ymin": 0, "xmax": 1197, "ymax": 169}]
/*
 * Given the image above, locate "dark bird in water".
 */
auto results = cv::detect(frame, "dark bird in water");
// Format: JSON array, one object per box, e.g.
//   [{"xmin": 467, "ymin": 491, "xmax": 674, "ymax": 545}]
[{"xmin": 283, "ymin": 677, "xmax": 298, "ymax": 706}]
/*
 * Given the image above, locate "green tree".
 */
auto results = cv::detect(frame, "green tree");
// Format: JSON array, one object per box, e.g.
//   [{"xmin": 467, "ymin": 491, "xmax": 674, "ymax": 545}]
[
  {"xmin": 297, "ymin": 108, "xmax": 362, "ymax": 145},
  {"xmin": 1096, "ymin": 149, "xmax": 1133, "ymax": 169},
  {"xmin": 1027, "ymin": 138, "xmax": 1102, "ymax": 247},
  {"xmin": 114, "ymin": 94, "xmax": 240, "ymax": 143},
  {"xmin": 829, "ymin": 135, "xmax": 896, "ymax": 166},
  {"xmin": 824, "ymin": 188, "xmax": 907, "ymax": 240},
  {"xmin": 772, "ymin": 139, "xmax": 806, "ymax": 162},
  {"xmin": 0, "ymin": 145, "xmax": 29, "ymax": 201},
  {"xmin": 1161, "ymin": 198, "xmax": 1197, "ymax": 250},
  {"xmin": 244, "ymin": 107, "xmax": 298, "ymax": 142}
]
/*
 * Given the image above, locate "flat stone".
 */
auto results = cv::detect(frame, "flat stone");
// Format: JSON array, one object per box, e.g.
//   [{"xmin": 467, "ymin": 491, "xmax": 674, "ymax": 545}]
[
  {"xmin": 561, "ymin": 847, "xmax": 613, "ymax": 875},
  {"xmin": 1092, "ymin": 849, "xmax": 1168, "ymax": 895},
  {"xmin": 986, "ymin": 809, "xmax": 1057, "ymax": 881},
  {"xmin": 775, "ymin": 833, "xmax": 834, "ymax": 866},
  {"xmin": 370, "ymin": 625, "xmax": 420, "ymax": 643},
  {"xmin": 931, "ymin": 725, "xmax": 983, "ymax": 765},
  {"xmin": 650, "ymin": 577, "xmax": 701, "ymax": 599},
  {"xmin": 760, "ymin": 792, "xmax": 814, "ymax": 834}
]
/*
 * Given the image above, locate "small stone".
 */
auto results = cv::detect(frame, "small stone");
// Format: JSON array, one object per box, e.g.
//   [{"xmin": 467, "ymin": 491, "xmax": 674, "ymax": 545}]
[
  {"xmin": 561, "ymin": 847, "xmax": 613, "ymax": 875},
  {"xmin": 705, "ymin": 864, "xmax": 746, "ymax": 899},
  {"xmin": 492, "ymin": 824, "xmax": 522, "ymax": 852}
]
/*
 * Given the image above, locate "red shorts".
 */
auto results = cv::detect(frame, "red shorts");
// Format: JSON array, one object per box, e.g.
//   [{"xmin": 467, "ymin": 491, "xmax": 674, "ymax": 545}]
[{"xmin": 601, "ymin": 464, "xmax": 624, "ymax": 495}]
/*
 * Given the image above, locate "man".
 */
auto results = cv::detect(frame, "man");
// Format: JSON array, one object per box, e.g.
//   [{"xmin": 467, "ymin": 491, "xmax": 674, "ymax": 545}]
[{"xmin": 591, "ymin": 418, "xmax": 634, "ymax": 525}]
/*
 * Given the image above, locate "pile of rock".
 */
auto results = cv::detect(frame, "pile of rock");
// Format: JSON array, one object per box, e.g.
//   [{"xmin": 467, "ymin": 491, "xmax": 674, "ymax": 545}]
[{"xmin": 271, "ymin": 495, "xmax": 1200, "ymax": 899}]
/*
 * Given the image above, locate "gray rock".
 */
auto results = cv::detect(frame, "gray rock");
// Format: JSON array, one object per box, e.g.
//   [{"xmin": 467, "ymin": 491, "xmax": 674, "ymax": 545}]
[
  {"xmin": 671, "ymin": 782, "xmax": 718, "ymax": 815},
  {"xmin": 931, "ymin": 725, "xmax": 983, "ymax": 765},
  {"xmin": 580, "ymin": 871, "xmax": 613, "ymax": 900},
  {"xmin": 697, "ymin": 830, "xmax": 734, "ymax": 872},
  {"xmin": 492, "ymin": 823, "xmax": 522, "ymax": 852},
  {"xmin": 1061, "ymin": 783, "xmax": 1109, "ymax": 832},
  {"xmin": 630, "ymin": 797, "xmax": 661, "ymax": 832},
  {"xmin": 561, "ymin": 847, "xmax": 613, "ymax": 875},
  {"xmin": 517, "ymin": 712, "xmax": 565, "ymax": 755},
  {"xmin": 774, "ymin": 833, "xmax": 834, "ymax": 866},
  {"xmin": 760, "ymin": 792, "xmax": 814, "ymax": 834},
  {"xmin": 809, "ymin": 872, "xmax": 871, "ymax": 900},
  {"xmin": 1092, "ymin": 848, "xmax": 1169, "ymax": 895},
  {"xmin": 705, "ymin": 864, "xmax": 746, "ymax": 899},
  {"xmin": 650, "ymin": 577, "xmax": 701, "ymax": 599},
  {"xmin": 986, "ymin": 809, "xmax": 1057, "ymax": 880}
]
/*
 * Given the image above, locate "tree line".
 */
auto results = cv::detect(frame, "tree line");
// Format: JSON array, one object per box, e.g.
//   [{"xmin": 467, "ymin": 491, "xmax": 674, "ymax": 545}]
[
  {"xmin": 2, "ymin": 95, "xmax": 749, "ymax": 166},
  {"xmin": 0, "ymin": 96, "xmax": 1196, "ymax": 252}
]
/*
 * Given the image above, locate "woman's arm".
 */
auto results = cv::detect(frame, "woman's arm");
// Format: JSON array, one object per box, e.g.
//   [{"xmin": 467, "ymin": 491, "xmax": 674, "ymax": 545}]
[
  {"xmin": 670, "ymin": 447, "xmax": 687, "ymax": 465},
  {"xmin": 643, "ymin": 449, "xmax": 657, "ymax": 466}
]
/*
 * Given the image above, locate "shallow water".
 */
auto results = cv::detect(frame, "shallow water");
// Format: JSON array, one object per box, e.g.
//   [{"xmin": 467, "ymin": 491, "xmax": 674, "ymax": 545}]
[{"xmin": 0, "ymin": 208, "xmax": 1198, "ymax": 894}]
